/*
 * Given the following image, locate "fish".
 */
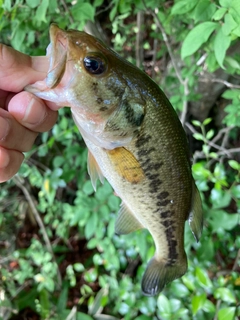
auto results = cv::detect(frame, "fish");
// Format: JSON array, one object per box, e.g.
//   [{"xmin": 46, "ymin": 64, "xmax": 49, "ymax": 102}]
[{"xmin": 25, "ymin": 24, "xmax": 203, "ymax": 296}]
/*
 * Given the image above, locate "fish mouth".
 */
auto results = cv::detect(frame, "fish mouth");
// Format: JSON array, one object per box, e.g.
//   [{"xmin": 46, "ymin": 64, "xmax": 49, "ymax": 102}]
[
  {"xmin": 24, "ymin": 24, "xmax": 68, "ymax": 101},
  {"xmin": 45, "ymin": 24, "xmax": 68, "ymax": 89}
]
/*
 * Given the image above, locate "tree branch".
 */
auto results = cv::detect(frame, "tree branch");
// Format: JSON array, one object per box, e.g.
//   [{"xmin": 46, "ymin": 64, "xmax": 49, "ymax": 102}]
[
  {"xmin": 13, "ymin": 176, "xmax": 62, "ymax": 288},
  {"xmin": 143, "ymin": 3, "xmax": 189, "ymax": 124}
]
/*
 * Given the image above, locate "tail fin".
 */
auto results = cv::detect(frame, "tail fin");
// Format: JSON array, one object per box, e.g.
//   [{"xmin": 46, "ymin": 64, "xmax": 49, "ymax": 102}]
[{"xmin": 141, "ymin": 257, "xmax": 187, "ymax": 296}]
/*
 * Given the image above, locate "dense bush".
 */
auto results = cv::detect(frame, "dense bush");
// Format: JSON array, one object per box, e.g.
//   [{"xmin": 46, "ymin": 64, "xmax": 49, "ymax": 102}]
[{"xmin": 0, "ymin": 1, "xmax": 239, "ymax": 319}]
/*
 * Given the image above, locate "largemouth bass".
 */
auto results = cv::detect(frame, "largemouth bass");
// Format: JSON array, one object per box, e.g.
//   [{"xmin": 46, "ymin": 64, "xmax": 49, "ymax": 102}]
[{"xmin": 25, "ymin": 24, "xmax": 203, "ymax": 296}]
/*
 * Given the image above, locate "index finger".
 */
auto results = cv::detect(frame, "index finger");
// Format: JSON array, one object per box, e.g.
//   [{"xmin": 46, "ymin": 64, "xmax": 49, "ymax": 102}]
[{"xmin": 0, "ymin": 44, "xmax": 49, "ymax": 92}]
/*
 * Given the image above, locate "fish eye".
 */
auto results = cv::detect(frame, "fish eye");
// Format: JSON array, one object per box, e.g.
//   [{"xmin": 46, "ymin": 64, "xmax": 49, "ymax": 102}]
[{"xmin": 83, "ymin": 56, "xmax": 106, "ymax": 75}]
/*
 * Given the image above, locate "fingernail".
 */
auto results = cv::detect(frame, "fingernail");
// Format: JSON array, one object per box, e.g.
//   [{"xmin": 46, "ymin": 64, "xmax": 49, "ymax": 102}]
[
  {"xmin": 22, "ymin": 98, "xmax": 47, "ymax": 125},
  {"xmin": 0, "ymin": 148, "xmax": 10, "ymax": 168},
  {"xmin": 0, "ymin": 117, "xmax": 10, "ymax": 141}
]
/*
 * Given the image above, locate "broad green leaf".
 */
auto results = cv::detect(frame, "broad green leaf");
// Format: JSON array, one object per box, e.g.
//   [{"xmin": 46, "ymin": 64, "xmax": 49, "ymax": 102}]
[
  {"xmin": 225, "ymin": 56, "xmax": 240, "ymax": 70},
  {"xmin": 157, "ymin": 294, "xmax": 171, "ymax": 314},
  {"xmin": 194, "ymin": 0, "xmax": 216, "ymax": 22},
  {"xmin": 26, "ymin": 0, "xmax": 40, "ymax": 8},
  {"xmin": 85, "ymin": 211, "xmax": 98, "ymax": 239},
  {"xmin": 35, "ymin": 0, "xmax": 49, "ymax": 23},
  {"xmin": 222, "ymin": 13, "xmax": 238, "ymax": 35},
  {"xmin": 208, "ymin": 210, "xmax": 239, "ymax": 231},
  {"xmin": 11, "ymin": 26, "xmax": 26, "ymax": 51},
  {"xmin": 71, "ymin": 2, "xmax": 95, "ymax": 22},
  {"xmin": 171, "ymin": 0, "xmax": 198, "ymax": 15},
  {"xmin": 192, "ymin": 293, "xmax": 206, "ymax": 315},
  {"xmin": 214, "ymin": 27, "xmax": 231, "ymax": 68},
  {"xmin": 202, "ymin": 299, "xmax": 215, "ymax": 313},
  {"xmin": 76, "ymin": 312, "xmax": 93, "ymax": 320},
  {"xmin": 218, "ymin": 307, "xmax": 236, "ymax": 320},
  {"xmin": 214, "ymin": 288, "xmax": 236, "ymax": 303},
  {"xmin": 212, "ymin": 8, "xmax": 227, "ymax": 20},
  {"xmin": 195, "ymin": 267, "xmax": 213, "ymax": 288},
  {"xmin": 181, "ymin": 22, "xmax": 217, "ymax": 59},
  {"xmin": 219, "ymin": 0, "xmax": 232, "ymax": 7}
]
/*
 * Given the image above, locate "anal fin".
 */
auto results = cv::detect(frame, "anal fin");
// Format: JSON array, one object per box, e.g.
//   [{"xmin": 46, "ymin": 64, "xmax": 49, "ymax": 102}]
[
  {"xmin": 87, "ymin": 151, "xmax": 104, "ymax": 191},
  {"xmin": 115, "ymin": 202, "xmax": 143, "ymax": 235},
  {"xmin": 189, "ymin": 182, "xmax": 203, "ymax": 242}
]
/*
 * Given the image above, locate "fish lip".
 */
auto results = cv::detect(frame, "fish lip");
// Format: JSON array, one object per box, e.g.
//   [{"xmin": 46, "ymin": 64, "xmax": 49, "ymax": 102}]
[{"xmin": 44, "ymin": 24, "xmax": 68, "ymax": 89}]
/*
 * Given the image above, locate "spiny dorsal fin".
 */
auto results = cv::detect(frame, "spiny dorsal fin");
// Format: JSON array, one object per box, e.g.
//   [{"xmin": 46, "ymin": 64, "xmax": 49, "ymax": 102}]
[
  {"xmin": 115, "ymin": 202, "xmax": 143, "ymax": 235},
  {"xmin": 106, "ymin": 147, "xmax": 144, "ymax": 184},
  {"xmin": 189, "ymin": 182, "xmax": 203, "ymax": 242},
  {"xmin": 87, "ymin": 150, "xmax": 104, "ymax": 191}
]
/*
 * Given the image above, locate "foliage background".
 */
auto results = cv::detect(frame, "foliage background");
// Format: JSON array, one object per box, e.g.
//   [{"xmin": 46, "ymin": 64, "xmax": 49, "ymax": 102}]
[{"xmin": 0, "ymin": 0, "xmax": 240, "ymax": 319}]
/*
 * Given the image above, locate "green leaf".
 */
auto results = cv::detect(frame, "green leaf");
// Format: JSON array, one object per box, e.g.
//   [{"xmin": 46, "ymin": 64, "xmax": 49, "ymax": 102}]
[
  {"xmin": 228, "ymin": 160, "xmax": 240, "ymax": 170},
  {"xmin": 222, "ymin": 13, "xmax": 238, "ymax": 35},
  {"xmin": 195, "ymin": 267, "xmax": 213, "ymax": 289},
  {"xmin": 171, "ymin": 0, "xmax": 198, "ymax": 15},
  {"xmin": 193, "ymin": 133, "xmax": 204, "ymax": 141},
  {"xmin": 26, "ymin": 0, "xmax": 41, "ymax": 8},
  {"xmin": 35, "ymin": 0, "xmax": 49, "ymax": 23},
  {"xmin": 181, "ymin": 22, "xmax": 217, "ymax": 59},
  {"xmin": 85, "ymin": 211, "xmax": 98, "ymax": 239},
  {"xmin": 192, "ymin": 120, "xmax": 201, "ymax": 127},
  {"xmin": 219, "ymin": 0, "xmax": 232, "ymax": 7},
  {"xmin": 76, "ymin": 312, "xmax": 94, "ymax": 320},
  {"xmin": 206, "ymin": 129, "xmax": 214, "ymax": 140},
  {"xmin": 218, "ymin": 307, "xmax": 236, "ymax": 320},
  {"xmin": 71, "ymin": 2, "xmax": 95, "ymax": 22},
  {"xmin": 192, "ymin": 293, "xmax": 206, "ymax": 315},
  {"xmin": 194, "ymin": 0, "xmax": 216, "ymax": 22},
  {"xmin": 208, "ymin": 210, "xmax": 239, "ymax": 231},
  {"xmin": 214, "ymin": 27, "xmax": 231, "ymax": 68},
  {"xmin": 157, "ymin": 294, "xmax": 171, "ymax": 314},
  {"xmin": 214, "ymin": 288, "xmax": 236, "ymax": 303},
  {"xmin": 203, "ymin": 118, "xmax": 212, "ymax": 126},
  {"xmin": 202, "ymin": 299, "xmax": 215, "ymax": 313},
  {"xmin": 212, "ymin": 8, "xmax": 227, "ymax": 20}
]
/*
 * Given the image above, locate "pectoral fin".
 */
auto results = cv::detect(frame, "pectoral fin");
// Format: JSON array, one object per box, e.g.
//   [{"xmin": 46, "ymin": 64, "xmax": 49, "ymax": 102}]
[
  {"xmin": 189, "ymin": 182, "xmax": 203, "ymax": 242},
  {"xmin": 87, "ymin": 151, "xmax": 104, "ymax": 191},
  {"xmin": 107, "ymin": 147, "xmax": 144, "ymax": 184},
  {"xmin": 115, "ymin": 202, "xmax": 143, "ymax": 235}
]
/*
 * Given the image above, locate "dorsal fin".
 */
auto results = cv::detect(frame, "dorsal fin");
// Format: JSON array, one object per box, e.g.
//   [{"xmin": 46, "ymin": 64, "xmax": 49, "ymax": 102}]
[
  {"xmin": 115, "ymin": 202, "xmax": 144, "ymax": 235},
  {"xmin": 87, "ymin": 150, "xmax": 104, "ymax": 191},
  {"xmin": 189, "ymin": 182, "xmax": 203, "ymax": 242}
]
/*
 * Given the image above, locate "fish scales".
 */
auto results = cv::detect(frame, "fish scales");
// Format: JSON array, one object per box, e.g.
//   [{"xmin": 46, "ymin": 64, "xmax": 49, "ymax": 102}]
[{"xmin": 25, "ymin": 24, "xmax": 203, "ymax": 296}]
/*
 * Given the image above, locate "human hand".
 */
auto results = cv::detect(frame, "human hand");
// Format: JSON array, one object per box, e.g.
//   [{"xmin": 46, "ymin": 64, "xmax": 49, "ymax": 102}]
[{"xmin": 0, "ymin": 44, "xmax": 58, "ymax": 183}]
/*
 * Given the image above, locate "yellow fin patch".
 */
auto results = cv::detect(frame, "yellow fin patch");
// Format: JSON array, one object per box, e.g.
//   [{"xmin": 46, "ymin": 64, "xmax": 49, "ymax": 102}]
[{"xmin": 107, "ymin": 147, "xmax": 144, "ymax": 183}]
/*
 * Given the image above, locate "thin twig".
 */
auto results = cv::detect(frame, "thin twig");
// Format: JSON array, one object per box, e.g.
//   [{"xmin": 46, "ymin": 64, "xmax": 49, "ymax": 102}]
[
  {"xmin": 212, "ymin": 126, "xmax": 234, "ymax": 144},
  {"xmin": 136, "ymin": 11, "xmax": 144, "ymax": 68},
  {"xmin": 232, "ymin": 248, "xmax": 240, "ymax": 271},
  {"xmin": 186, "ymin": 123, "xmax": 229, "ymax": 153},
  {"xmin": 66, "ymin": 306, "xmax": 77, "ymax": 320},
  {"xmin": 213, "ymin": 299, "xmax": 222, "ymax": 320},
  {"xmin": 143, "ymin": 3, "xmax": 189, "ymax": 124},
  {"xmin": 60, "ymin": 0, "xmax": 74, "ymax": 24},
  {"xmin": 199, "ymin": 78, "xmax": 240, "ymax": 89},
  {"xmin": 13, "ymin": 176, "xmax": 62, "ymax": 288}
]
